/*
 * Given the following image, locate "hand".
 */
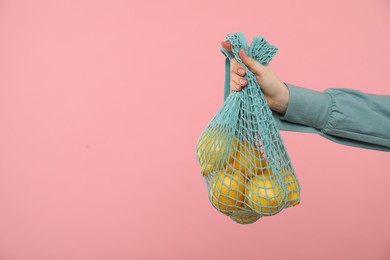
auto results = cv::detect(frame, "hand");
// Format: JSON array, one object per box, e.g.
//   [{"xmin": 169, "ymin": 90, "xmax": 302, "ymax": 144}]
[{"xmin": 221, "ymin": 41, "xmax": 289, "ymax": 114}]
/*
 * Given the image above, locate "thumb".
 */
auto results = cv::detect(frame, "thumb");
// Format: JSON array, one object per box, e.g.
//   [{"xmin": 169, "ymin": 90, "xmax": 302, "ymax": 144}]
[{"xmin": 238, "ymin": 49, "xmax": 265, "ymax": 74}]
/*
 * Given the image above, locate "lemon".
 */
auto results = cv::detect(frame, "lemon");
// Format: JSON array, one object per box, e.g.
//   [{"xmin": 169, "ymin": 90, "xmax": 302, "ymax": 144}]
[
  {"xmin": 209, "ymin": 166, "xmax": 245, "ymax": 214},
  {"xmin": 246, "ymin": 174, "xmax": 285, "ymax": 216},
  {"xmin": 232, "ymin": 139, "xmax": 268, "ymax": 177},
  {"xmin": 282, "ymin": 168, "xmax": 300, "ymax": 206},
  {"xmin": 230, "ymin": 207, "xmax": 261, "ymax": 224},
  {"xmin": 196, "ymin": 127, "xmax": 237, "ymax": 176}
]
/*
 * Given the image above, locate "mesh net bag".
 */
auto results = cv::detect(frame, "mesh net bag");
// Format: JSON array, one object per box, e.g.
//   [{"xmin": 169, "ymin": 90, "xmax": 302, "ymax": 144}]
[{"xmin": 196, "ymin": 32, "xmax": 301, "ymax": 224}]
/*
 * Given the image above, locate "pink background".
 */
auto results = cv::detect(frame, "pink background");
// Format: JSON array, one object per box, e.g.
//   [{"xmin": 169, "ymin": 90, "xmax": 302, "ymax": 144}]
[{"xmin": 1, "ymin": 0, "xmax": 390, "ymax": 259}]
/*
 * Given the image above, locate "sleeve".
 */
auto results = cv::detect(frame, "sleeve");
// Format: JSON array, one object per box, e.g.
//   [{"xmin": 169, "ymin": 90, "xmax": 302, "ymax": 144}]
[{"xmin": 273, "ymin": 82, "xmax": 390, "ymax": 152}]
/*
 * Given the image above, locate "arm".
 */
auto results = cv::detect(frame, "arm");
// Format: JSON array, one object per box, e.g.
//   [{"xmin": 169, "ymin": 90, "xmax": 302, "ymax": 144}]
[
  {"xmin": 274, "ymin": 82, "xmax": 390, "ymax": 151},
  {"xmin": 220, "ymin": 42, "xmax": 390, "ymax": 151}
]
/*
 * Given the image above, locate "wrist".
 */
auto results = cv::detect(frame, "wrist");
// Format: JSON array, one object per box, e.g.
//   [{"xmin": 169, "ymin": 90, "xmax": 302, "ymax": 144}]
[{"xmin": 269, "ymin": 82, "xmax": 289, "ymax": 114}]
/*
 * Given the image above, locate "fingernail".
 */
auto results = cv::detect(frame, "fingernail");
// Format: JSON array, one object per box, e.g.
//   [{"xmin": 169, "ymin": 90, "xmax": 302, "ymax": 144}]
[
  {"xmin": 235, "ymin": 85, "xmax": 241, "ymax": 90},
  {"xmin": 238, "ymin": 69, "xmax": 245, "ymax": 75},
  {"xmin": 239, "ymin": 49, "xmax": 246, "ymax": 55},
  {"xmin": 239, "ymin": 79, "xmax": 246, "ymax": 85}
]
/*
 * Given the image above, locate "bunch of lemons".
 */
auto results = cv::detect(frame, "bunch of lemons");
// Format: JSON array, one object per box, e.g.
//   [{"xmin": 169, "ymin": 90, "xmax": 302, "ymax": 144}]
[{"xmin": 196, "ymin": 127, "xmax": 300, "ymax": 224}]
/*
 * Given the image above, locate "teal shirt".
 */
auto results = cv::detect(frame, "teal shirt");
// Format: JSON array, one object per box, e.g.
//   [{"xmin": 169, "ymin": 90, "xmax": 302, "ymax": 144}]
[{"xmin": 223, "ymin": 60, "xmax": 390, "ymax": 152}]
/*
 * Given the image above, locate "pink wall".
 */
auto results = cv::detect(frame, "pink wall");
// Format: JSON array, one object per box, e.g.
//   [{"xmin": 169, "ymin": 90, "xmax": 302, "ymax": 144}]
[{"xmin": 1, "ymin": 0, "xmax": 389, "ymax": 259}]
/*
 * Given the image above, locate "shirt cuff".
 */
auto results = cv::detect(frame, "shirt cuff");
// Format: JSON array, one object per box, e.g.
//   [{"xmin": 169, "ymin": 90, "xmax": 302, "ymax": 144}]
[{"xmin": 280, "ymin": 82, "xmax": 333, "ymax": 130}]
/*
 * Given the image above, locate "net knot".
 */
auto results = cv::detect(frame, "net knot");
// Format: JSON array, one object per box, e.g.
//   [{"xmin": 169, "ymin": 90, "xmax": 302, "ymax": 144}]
[{"xmin": 219, "ymin": 32, "xmax": 278, "ymax": 71}]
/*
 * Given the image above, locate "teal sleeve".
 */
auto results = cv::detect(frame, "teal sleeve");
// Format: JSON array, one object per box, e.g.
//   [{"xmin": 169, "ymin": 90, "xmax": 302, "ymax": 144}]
[{"xmin": 273, "ymin": 82, "xmax": 390, "ymax": 152}]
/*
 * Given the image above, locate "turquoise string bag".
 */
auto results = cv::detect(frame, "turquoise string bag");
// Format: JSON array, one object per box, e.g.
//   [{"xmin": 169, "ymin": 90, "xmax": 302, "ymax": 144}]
[{"xmin": 196, "ymin": 32, "xmax": 301, "ymax": 224}]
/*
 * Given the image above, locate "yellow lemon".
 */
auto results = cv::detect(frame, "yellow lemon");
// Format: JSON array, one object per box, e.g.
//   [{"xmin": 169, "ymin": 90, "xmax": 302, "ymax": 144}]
[
  {"xmin": 282, "ymin": 168, "xmax": 300, "ymax": 207},
  {"xmin": 196, "ymin": 127, "xmax": 238, "ymax": 176},
  {"xmin": 209, "ymin": 166, "xmax": 245, "ymax": 214},
  {"xmin": 261, "ymin": 167, "xmax": 273, "ymax": 176},
  {"xmin": 232, "ymin": 139, "xmax": 267, "ymax": 177},
  {"xmin": 230, "ymin": 207, "xmax": 261, "ymax": 224},
  {"xmin": 246, "ymin": 174, "xmax": 285, "ymax": 216}
]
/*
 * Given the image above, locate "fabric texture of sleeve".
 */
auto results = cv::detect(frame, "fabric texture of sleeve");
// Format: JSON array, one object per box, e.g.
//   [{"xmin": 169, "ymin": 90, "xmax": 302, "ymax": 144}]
[{"xmin": 273, "ymin": 82, "xmax": 390, "ymax": 152}]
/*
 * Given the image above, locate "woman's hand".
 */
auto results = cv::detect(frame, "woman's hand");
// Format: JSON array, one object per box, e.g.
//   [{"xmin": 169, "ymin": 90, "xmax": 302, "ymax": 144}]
[{"xmin": 221, "ymin": 41, "xmax": 289, "ymax": 114}]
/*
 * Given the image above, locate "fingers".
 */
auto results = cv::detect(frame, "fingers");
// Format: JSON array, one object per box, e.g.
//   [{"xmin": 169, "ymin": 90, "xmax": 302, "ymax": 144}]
[
  {"xmin": 230, "ymin": 58, "xmax": 247, "ymax": 91},
  {"xmin": 221, "ymin": 41, "xmax": 265, "ymax": 76},
  {"xmin": 221, "ymin": 41, "xmax": 232, "ymax": 51},
  {"xmin": 221, "ymin": 41, "xmax": 255, "ymax": 92},
  {"xmin": 238, "ymin": 49, "xmax": 265, "ymax": 74}
]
